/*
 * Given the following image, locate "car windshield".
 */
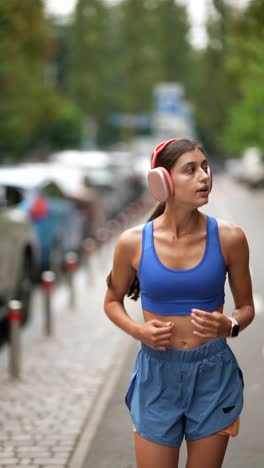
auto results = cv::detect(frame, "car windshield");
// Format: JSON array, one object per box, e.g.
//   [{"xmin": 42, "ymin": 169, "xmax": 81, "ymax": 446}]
[{"xmin": 84, "ymin": 167, "xmax": 117, "ymax": 186}]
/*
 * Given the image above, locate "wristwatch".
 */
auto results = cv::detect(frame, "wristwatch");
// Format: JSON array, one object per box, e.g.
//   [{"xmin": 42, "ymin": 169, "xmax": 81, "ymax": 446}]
[{"xmin": 228, "ymin": 317, "xmax": 240, "ymax": 337}]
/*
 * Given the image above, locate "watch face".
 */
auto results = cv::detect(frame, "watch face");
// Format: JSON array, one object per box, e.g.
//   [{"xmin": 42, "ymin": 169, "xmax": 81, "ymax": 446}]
[{"xmin": 232, "ymin": 324, "xmax": 240, "ymax": 337}]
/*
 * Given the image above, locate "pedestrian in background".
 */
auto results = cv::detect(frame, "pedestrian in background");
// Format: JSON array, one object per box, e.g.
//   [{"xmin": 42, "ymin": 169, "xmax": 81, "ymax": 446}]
[{"xmin": 104, "ymin": 138, "xmax": 254, "ymax": 468}]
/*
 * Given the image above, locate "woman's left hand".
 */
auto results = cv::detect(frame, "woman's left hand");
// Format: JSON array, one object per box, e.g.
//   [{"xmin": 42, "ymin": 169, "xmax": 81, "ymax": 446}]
[{"xmin": 191, "ymin": 308, "xmax": 231, "ymax": 338}]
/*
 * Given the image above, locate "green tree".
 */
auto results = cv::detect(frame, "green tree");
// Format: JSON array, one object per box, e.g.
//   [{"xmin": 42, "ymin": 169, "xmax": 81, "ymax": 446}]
[
  {"xmin": 118, "ymin": 0, "xmax": 159, "ymax": 114},
  {"xmin": 66, "ymin": 0, "xmax": 192, "ymax": 145},
  {"xmin": 45, "ymin": 99, "xmax": 83, "ymax": 148},
  {"xmin": 222, "ymin": 0, "xmax": 264, "ymax": 155},
  {"xmin": 0, "ymin": 0, "xmax": 57, "ymax": 157},
  {"xmin": 117, "ymin": 0, "xmax": 191, "ymax": 111},
  {"xmin": 189, "ymin": 0, "xmax": 236, "ymax": 155},
  {"xmin": 223, "ymin": 40, "xmax": 264, "ymax": 154},
  {"xmin": 153, "ymin": 0, "xmax": 191, "ymax": 85},
  {"xmin": 67, "ymin": 0, "xmax": 111, "ymax": 136},
  {"xmin": 104, "ymin": 0, "xmax": 192, "ymax": 141}
]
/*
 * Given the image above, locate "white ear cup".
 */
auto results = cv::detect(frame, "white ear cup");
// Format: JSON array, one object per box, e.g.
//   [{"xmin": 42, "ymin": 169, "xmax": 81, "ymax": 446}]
[{"xmin": 148, "ymin": 168, "xmax": 174, "ymax": 202}]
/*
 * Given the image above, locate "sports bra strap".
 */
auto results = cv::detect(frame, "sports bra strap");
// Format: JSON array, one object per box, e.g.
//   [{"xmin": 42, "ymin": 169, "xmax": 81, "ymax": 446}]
[{"xmin": 142, "ymin": 221, "xmax": 153, "ymax": 250}]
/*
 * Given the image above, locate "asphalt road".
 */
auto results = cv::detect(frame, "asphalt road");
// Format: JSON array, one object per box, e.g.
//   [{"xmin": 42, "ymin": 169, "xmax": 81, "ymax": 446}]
[{"xmin": 83, "ymin": 173, "xmax": 264, "ymax": 468}]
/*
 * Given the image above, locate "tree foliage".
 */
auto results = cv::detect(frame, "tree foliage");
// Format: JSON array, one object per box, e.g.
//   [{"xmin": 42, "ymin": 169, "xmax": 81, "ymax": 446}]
[
  {"xmin": 0, "ymin": 0, "xmax": 56, "ymax": 156},
  {"xmin": 190, "ymin": 0, "xmax": 264, "ymax": 157},
  {"xmin": 221, "ymin": 0, "xmax": 264, "ymax": 156},
  {"xmin": 153, "ymin": 0, "xmax": 191, "ymax": 85},
  {"xmin": 187, "ymin": 0, "xmax": 237, "ymax": 155},
  {"xmin": 67, "ymin": 0, "xmax": 110, "ymax": 118},
  {"xmin": 1, "ymin": 0, "xmax": 263, "ymax": 157},
  {"xmin": 66, "ymin": 0, "xmax": 192, "ymax": 144}
]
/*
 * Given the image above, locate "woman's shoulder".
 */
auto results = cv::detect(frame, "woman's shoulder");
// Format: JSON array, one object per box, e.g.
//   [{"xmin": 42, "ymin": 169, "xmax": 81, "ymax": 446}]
[
  {"xmin": 116, "ymin": 223, "xmax": 145, "ymax": 254},
  {"xmin": 216, "ymin": 217, "xmax": 248, "ymax": 249}
]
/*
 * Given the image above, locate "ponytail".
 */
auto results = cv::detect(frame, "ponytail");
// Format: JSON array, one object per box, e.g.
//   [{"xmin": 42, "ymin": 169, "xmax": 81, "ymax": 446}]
[{"xmin": 146, "ymin": 202, "xmax": 166, "ymax": 222}]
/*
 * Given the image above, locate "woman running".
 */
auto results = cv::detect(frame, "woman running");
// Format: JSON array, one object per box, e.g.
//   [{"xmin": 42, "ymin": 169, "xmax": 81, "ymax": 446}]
[{"xmin": 104, "ymin": 138, "xmax": 254, "ymax": 468}]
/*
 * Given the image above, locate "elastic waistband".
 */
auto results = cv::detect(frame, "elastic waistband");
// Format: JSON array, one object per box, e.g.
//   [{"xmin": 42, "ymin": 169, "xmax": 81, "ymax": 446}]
[{"xmin": 141, "ymin": 338, "xmax": 227, "ymax": 363}]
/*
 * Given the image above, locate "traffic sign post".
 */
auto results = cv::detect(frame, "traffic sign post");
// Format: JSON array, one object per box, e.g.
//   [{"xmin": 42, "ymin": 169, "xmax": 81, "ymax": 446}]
[{"xmin": 153, "ymin": 82, "xmax": 196, "ymax": 140}]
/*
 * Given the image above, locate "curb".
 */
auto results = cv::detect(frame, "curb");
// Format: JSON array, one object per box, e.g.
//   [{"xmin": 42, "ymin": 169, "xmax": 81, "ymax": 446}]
[{"xmin": 67, "ymin": 333, "xmax": 134, "ymax": 468}]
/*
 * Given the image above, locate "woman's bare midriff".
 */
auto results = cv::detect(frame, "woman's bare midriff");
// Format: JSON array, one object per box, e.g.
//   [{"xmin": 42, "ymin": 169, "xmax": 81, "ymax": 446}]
[{"xmin": 143, "ymin": 306, "xmax": 224, "ymax": 349}]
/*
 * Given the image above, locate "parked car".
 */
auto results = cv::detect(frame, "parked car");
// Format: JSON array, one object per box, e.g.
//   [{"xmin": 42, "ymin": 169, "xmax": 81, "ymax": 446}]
[
  {"xmin": 0, "ymin": 166, "xmax": 84, "ymax": 278},
  {"xmin": 108, "ymin": 150, "xmax": 146, "ymax": 202},
  {"xmin": 49, "ymin": 150, "xmax": 132, "ymax": 219},
  {"xmin": 0, "ymin": 184, "xmax": 39, "ymax": 328},
  {"xmin": 21, "ymin": 162, "xmax": 106, "ymax": 241},
  {"xmin": 227, "ymin": 147, "xmax": 264, "ymax": 188},
  {"xmin": 44, "ymin": 162, "xmax": 107, "ymax": 239},
  {"xmin": 239, "ymin": 147, "xmax": 264, "ymax": 188}
]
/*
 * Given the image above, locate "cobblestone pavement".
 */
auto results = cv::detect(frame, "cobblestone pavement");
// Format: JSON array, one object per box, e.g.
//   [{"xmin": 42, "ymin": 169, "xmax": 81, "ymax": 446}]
[{"xmin": 0, "ymin": 234, "xmax": 141, "ymax": 468}]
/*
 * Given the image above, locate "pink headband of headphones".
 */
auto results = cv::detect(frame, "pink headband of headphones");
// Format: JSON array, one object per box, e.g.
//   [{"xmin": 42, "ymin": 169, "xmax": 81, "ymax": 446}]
[{"xmin": 151, "ymin": 138, "xmax": 180, "ymax": 168}]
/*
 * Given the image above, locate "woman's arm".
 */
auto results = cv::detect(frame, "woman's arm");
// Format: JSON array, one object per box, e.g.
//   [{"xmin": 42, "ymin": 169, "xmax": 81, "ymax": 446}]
[
  {"xmin": 104, "ymin": 228, "xmax": 174, "ymax": 350},
  {"xmin": 225, "ymin": 225, "xmax": 255, "ymax": 332},
  {"xmin": 104, "ymin": 230, "xmax": 140, "ymax": 338},
  {"xmin": 191, "ymin": 223, "xmax": 255, "ymax": 338}
]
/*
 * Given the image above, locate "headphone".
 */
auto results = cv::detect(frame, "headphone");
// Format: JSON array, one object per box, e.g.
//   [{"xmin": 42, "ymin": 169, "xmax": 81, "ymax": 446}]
[
  {"xmin": 147, "ymin": 138, "xmax": 212, "ymax": 202},
  {"xmin": 148, "ymin": 138, "xmax": 178, "ymax": 202}
]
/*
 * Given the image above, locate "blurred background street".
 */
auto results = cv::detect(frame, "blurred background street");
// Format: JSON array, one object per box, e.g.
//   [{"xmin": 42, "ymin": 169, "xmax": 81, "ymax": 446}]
[{"xmin": 0, "ymin": 0, "xmax": 264, "ymax": 467}]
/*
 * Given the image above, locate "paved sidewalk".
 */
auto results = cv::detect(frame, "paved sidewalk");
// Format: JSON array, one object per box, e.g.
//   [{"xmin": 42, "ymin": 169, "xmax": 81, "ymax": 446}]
[{"xmin": 0, "ymin": 233, "xmax": 141, "ymax": 467}]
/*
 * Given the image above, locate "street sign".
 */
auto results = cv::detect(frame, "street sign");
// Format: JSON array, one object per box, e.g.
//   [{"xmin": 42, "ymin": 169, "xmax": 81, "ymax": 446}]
[
  {"xmin": 154, "ymin": 83, "xmax": 184, "ymax": 116},
  {"xmin": 109, "ymin": 113, "xmax": 151, "ymax": 129},
  {"xmin": 153, "ymin": 82, "xmax": 196, "ymax": 138}
]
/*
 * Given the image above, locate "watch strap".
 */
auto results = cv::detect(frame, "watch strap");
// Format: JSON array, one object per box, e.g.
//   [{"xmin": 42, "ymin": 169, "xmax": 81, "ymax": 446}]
[{"xmin": 228, "ymin": 317, "xmax": 240, "ymax": 337}]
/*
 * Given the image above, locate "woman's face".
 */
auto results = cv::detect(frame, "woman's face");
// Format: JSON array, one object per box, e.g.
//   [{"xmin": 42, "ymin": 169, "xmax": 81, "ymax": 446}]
[{"xmin": 169, "ymin": 148, "xmax": 210, "ymax": 207}]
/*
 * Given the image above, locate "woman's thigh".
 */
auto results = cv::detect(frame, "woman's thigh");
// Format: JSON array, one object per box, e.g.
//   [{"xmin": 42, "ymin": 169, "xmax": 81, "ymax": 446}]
[
  {"xmin": 186, "ymin": 433, "xmax": 229, "ymax": 468},
  {"xmin": 134, "ymin": 432, "xmax": 180, "ymax": 468}
]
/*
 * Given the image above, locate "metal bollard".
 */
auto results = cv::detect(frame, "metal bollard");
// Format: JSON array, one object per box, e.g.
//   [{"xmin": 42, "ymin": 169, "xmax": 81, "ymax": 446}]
[
  {"xmin": 82, "ymin": 238, "xmax": 96, "ymax": 285},
  {"xmin": 95, "ymin": 227, "xmax": 109, "ymax": 269},
  {"xmin": 64, "ymin": 252, "xmax": 78, "ymax": 309},
  {"xmin": 127, "ymin": 205, "xmax": 137, "ymax": 223},
  {"xmin": 8, "ymin": 300, "xmax": 22, "ymax": 379},
  {"xmin": 118, "ymin": 212, "xmax": 128, "ymax": 230},
  {"xmin": 41, "ymin": 271, "xmax": 56, "ymax": 336},
  {"xmin": 106, "ymin": 219, "xmax": 121, "ymax": 236},
  {"xmin": 96, "ymin": 227, "xmax": 109, "ymax": 246}
]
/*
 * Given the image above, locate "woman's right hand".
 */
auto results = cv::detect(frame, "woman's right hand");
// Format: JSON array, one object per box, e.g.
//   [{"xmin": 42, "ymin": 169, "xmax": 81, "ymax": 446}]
[{"xmin": 135, "ymin": 320, "xmax": 174, "ymax": 351}]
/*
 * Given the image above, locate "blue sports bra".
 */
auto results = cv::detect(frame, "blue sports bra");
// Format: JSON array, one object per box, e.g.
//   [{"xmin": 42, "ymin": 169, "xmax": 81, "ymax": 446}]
[{"xmin": 138, "ymin": 215, "xmax": 227, "ymax": 316}]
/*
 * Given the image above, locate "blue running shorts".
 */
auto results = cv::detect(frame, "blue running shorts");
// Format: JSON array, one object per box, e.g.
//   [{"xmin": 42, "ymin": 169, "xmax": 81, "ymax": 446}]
[{"xmin": 125, "ymin": 338, "xmax": 244, "ymax": 448}]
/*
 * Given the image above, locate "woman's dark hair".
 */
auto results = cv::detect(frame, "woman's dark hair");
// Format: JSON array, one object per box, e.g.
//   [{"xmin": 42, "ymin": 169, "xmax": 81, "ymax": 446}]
[{"xmin": 107, "ymin": 139, "xmax": 205, "ymax": 301}]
